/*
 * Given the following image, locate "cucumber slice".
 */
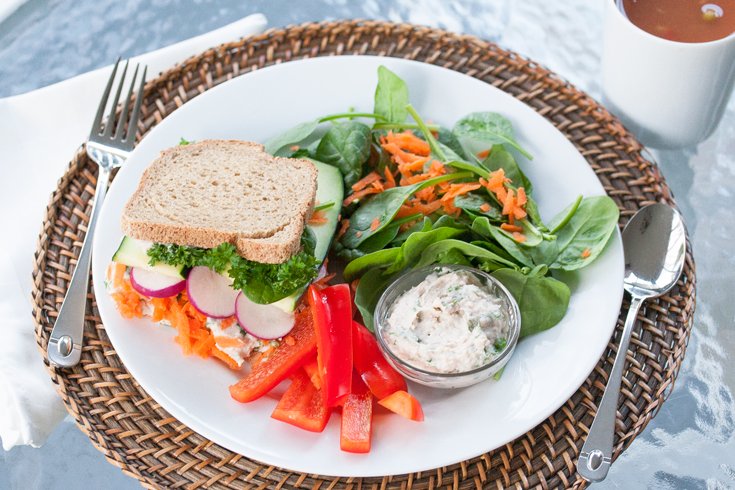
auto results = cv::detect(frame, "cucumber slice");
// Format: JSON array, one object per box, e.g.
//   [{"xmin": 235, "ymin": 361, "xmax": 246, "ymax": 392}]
[
  {"xmin": 310, "ymin": 159, "xmax": 344, "ymax": 262},
  {"xmin": 112, "ymin": 237, "xmax": 186, "ymax": 279},
  {"xmin": 273, "ymin": 160, "xmax": 344, "ymax": 313}
]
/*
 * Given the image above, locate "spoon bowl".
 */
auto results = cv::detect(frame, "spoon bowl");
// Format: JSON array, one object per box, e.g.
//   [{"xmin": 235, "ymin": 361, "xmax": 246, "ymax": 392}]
[
  {"xmin": 623, "ymin": 204, "xmax": 687, "ymax": 298},
  {"xmin": 578, "ymin": 203, "xmax": 686, "ymax": 482}
]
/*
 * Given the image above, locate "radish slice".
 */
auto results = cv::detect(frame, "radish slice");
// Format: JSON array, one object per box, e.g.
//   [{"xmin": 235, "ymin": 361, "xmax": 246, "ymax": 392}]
[
  {"xmin": 235, "ymin": 292, "xmax": 295, "ymax": 340},
  {"xmin": 186, "ymin": 266, "xmax": 239, "ymax": 318},
  {"xmin": 130, "ymin": 267, "xmax": 185, "ymax": 298}
]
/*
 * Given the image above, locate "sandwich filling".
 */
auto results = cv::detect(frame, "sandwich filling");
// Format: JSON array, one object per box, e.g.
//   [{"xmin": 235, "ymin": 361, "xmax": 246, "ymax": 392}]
[{"xmin": 146, "ymin": 227, "xmax": 320, "ymax": 305}]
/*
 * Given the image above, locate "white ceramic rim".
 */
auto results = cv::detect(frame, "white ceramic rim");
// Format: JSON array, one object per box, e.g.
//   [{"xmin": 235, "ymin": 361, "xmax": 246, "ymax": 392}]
[{"xmin": 91, "ymin": 55, "xmax": 624, "ymax": 477}]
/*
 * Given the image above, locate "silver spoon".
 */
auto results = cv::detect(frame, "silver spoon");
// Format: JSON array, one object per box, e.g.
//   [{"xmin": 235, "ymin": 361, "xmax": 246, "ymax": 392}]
[{"xmin": 577, "ymin": 203, "xmax": 686, "ymax": 482}]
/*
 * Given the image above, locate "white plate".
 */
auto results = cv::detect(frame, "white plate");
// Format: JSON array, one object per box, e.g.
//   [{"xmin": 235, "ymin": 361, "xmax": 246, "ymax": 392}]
[{"xmin": 92, "ymin": 56, "xmax": 624, "ymax": 477}]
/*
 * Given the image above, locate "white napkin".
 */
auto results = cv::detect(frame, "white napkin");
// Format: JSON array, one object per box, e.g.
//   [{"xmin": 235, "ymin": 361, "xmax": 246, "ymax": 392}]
[{"xmin": 0, "ymin": 13, "xmax": 267, "ymax": 451}]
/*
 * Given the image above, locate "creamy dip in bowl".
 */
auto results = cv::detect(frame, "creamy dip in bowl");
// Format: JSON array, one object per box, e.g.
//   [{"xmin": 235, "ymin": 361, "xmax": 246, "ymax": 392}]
[{"xmin": 374, "ymin": 265, "xmax": 521, "ymax": 389}]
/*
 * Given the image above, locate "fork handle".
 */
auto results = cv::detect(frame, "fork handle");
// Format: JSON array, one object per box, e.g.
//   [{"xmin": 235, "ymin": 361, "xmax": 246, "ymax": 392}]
[{"xmin": 48, "ymin": 166, "xmax": 112, "ymax": 368}]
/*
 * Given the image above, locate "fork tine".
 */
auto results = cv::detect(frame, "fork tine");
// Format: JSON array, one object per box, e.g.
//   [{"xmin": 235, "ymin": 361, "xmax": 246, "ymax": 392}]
[
  {"xmin": 124, "ymin": 65, "xmax": 147, "ymax": 146},
  {"xmin": 102, "ymin": 60, "xmax": 129, "ymax": 139},
  {"xmin": 116, "ymin": 63, "xmax": 139, "ymax": 142},
  {"xmin": 90, "ymin": 57, "xmax": 121, "ymax": 138}
]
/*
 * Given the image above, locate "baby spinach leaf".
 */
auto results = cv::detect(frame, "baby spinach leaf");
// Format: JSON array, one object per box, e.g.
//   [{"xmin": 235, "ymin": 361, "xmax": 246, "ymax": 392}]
[
  {"xmin": 355, "ymin": 267, "xmax": 399, "ymax": 332},
  {"xmin": 358, "ymin": 213, "xmax": 423, "ymax": 253},
  {"xmin": 414, "ymin": 239, "xmax": 519, "ymax": 270},
  {"xmin": 343, "ymin": 248, "xmax": 401, "ymax": 283},
  {"xmin": 470, "ymin": 240, "xmax": 518, "ymax": 265},
  {"xmin": 264, "ymin": 120, "xmax": 319, "ymax": 155},
  {"xmin": 337, "ymin": 247, "xmax": 367, "ymax": 262},
  {"xmin": 445, "ymin": 159, "xmax": 491, "ymax": 179},
  {"xmin": 315, "ymin": 121, "xmax": 372, "ymax": 190},
  {"xmin": 374, "ymin": 66, "xmax": 409, "ymax": 124},
  {"xmin": 454, "ymin": 112, "xmax": 533, "ymax": 160},
  {"xmin": 524, "ymin": 197, "xmax": 548, "ymax": 232},
  {"xmin": 340, "ymin": 172, "xmax": 471, "ymax": 249},
  {"xmin": 545, "ymin": 196, "xmax": 619, "ymax": 270},
  {"xmin": 454, "ymin": 193, "xmax": 503, "ymax": 221},
  {"xmin": 549, "ymin": 194, "xmax": 583, "ymax": 235},
  {"xmin": 471, "ymin": 217, "xmax": 535, "ymax": 267},
  {"xmin": 386, "ymin": 226, "xmax": 465, "ymax": 274},
  {"xmin": 435, "ymin": 248, "xmax": 473, "ymax": 266},
  {"xmin": 515, "ymin": 218, "xmax": 544, "ymax": 247},
  {"xmin": 480, "ymin": 144, "xmax": 533, "ymax": 194},
  {"xmin": 392, "ymin": 217, "xmax": 433, "ymax": 246},
  {"xmin": 433, "ymin": 214, "xmax": 470, "ymax": 230},
  {"xmin": 491, "ymin": 268, "xmax": 570, "ymax": 338},
  {"xmin": 436, "ymin": 127, "xmax": 469, "ymax": 160}
]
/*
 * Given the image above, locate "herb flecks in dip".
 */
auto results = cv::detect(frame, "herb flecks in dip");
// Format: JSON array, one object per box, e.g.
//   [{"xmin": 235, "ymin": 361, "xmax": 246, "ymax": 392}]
[{"xmin": 385, "ymin": 268, "xmax": 509, "ymax": 374}]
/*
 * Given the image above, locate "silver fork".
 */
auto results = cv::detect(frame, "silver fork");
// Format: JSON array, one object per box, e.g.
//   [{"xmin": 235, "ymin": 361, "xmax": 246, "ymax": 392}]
[{"xmin": 48, "ymin": 58, "xmax": 147, "ymax": 368}]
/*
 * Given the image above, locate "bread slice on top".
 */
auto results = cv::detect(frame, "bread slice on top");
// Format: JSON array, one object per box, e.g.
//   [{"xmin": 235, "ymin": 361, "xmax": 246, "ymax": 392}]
[{"xmin": 121, "ymin": 140, "xmax": 318, "ymax": 264}]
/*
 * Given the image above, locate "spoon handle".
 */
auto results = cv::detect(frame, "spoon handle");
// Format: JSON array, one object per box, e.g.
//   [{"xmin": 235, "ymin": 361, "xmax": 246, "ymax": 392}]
[{"xmin": 577, "ymin": 295, "xmax": 643, "ymax": 482}]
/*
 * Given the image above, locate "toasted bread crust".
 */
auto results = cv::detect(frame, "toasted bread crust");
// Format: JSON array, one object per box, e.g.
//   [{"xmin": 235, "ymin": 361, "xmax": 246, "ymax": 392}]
[{"xmin": 121, "ymin": 140, "xmax": 318, "ymax": 264}]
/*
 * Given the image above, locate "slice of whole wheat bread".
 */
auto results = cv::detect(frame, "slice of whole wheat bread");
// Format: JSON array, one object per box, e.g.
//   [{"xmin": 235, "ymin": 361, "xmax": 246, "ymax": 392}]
[{"xmin": 121, "ymin": 140, "xmax": 318, "ymax": 264}]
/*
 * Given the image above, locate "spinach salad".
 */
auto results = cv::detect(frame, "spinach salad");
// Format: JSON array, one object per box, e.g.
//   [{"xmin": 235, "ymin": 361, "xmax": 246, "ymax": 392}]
[{"xmin": 264, "ymin": 66, "xmax": 619, "ymax": 339}]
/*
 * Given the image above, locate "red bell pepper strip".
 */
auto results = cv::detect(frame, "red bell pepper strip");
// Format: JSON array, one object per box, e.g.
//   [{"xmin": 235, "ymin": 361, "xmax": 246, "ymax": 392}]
[
  {"xmin": 378, "ymin": 390, "xmax": 424, "ymax": 422},
  {"xmin": 302, "ymin": 354, "xmax": 321, "ymax": 389},
  {"xmin": 308, "ymin": 284, "xmax": 352, "ymax": 407},
  {"xmin": 352, "ymin": 321, "xmax": 408, "ymax": 400},
  {"xmin": 340, "ymin": 372, "xmax": 373, "ymax": 453},
  {"xmin": 229, "ymin": 308, "xmax": 317, "ymax": 403},
  {"xmin": 271, "ymin": 368, "xmax": 332, "ymax": 432}
]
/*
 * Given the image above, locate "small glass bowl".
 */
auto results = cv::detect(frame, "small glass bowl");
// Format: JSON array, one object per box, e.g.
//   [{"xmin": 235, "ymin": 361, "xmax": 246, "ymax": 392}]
[{"xmin": 374, "ymin": 265, "xmax": 521, "ymax": 389}]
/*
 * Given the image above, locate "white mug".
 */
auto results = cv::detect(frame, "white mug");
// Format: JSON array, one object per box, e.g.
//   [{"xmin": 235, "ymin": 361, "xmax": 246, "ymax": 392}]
[{"xmin": 602, "ymin": 0, "xmax": 735, "ymax": 149}]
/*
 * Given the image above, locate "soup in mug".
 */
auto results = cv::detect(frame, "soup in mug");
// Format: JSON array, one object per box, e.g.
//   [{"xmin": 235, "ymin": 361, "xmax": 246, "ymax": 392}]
[{"xmin": 621, "ymin": 0, "xmax": 735, "ymax": 43}]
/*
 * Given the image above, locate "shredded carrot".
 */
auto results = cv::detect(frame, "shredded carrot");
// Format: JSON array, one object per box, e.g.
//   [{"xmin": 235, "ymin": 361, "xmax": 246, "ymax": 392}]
[
  {"xmin": 308, "ymin": 209, "xmax": 328, "ymax": 225},
  {"xmin": 396, "ymin": 199, "xmax": 443, "ymax": 219},
  {"xmin": 383, "ymin": 142, "xmax": 423, "ymax": 166},
  {"xmin": 290, "ymin": 145, "xmax": 300, "ymax": 151},
  {"xmin": 343, "ymin": 187, "xmax": 380, "ymax": 206},
  {"xmin": 441, "ymin": 183, "xmax": 482, "ymax": 203},
  {"xmin": 501, "ymin": 224, "xmax": 523, "ymax": 233},
  {"xmin": 221, "ymin": 316, "xmax": 237, "ymax": 329},
  {"xmin": 384, "ymin": 167, "xmax": 396, "ymax": 188},
  {"xmin": 398, "ymin": 220, "xmax": 416, "ymax": 232},
  {"xmin": 477, "ymin": 148, "xmax": 491, "ymax": 159},
  {"xmin": 335, "ymin": 219, "xmax": 350, "ymax": 242},
  {"xmin": 427, "ymin": 160, "xmax": 446, "ymax": 177},
  {"xmin": 516, "ymin": 187, "xmax": 528, "ymax": 207},
  {"xmin": 370, "ymin": 217, "xmax": 381, "ymax": 232},
  {"xmin": 283, "ymin": 335, "xmax": 296, "ymax": 346},
  {"xmin": 352, "ymin": 171, "xmax": 381, "ymax": 192},
  {"xmin": 385, "ymin": 130, "xmax": 431, "ymax": 156},
  {"xmin": 513, "ymin": 232, "xmax": 527, "ymax": 243},
  {"xmin": 251, "ymin": 344, "xmax": 276, "ymax": 370},
  {"xmin": 356, "ymin": 231, "xmax": 362, "ymax": 238},
  {"xmin": 150, "ymin": 297, "xmax": 170, "ymax": 322},
  {"xmin": 371, "ymin": 179, "xmax": 385, "ymax": 192},
  {"xmin": 350, "ymin": 280, "xmax": 360, "ymax": 295},
  {"xmin": 313, "ymin": 272, "xmax": 336, "ymax": 290},
  {"xmin": 112, "ymin": 263, "xmax": 126, "ymax": 290},
  {"xmin": 211, "ymin": 346, "xmax": 240, "ymax": 370},
  {"xmin": 397, "ymin": 156, "xmax": 431, "ymax": 176},
  {"xmin": 415, "ymin": 186, "xmax": 436, "ymax": 203},
  {"xmin": 110, "ymin": 291, "xmax": 144, "ymax": 319},
  {"xmin": 214, "ymin": 336, "xmax": 247, "ymax": 349},
  {"xmin": 480, "ymin": 203, "xmax": 491, "ymax": 212},
  {"xmin": 582, "ymin": 247, "xmax": 591, "ymax": 259}
]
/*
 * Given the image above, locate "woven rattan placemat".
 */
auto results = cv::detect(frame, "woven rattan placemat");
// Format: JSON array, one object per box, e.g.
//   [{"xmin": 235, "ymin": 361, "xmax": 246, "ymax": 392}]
[{"xmin": 32, "ymin": 20, "xmax": 696, "ymax": 490}]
